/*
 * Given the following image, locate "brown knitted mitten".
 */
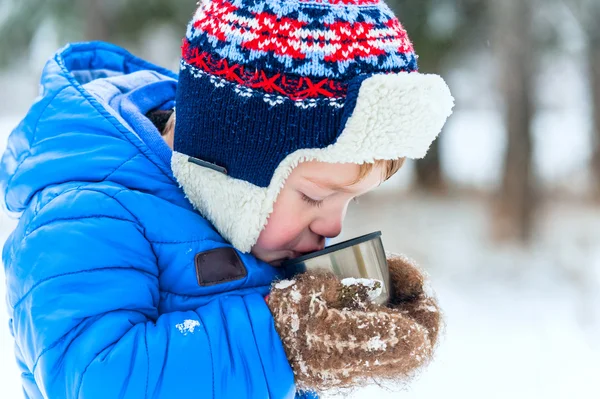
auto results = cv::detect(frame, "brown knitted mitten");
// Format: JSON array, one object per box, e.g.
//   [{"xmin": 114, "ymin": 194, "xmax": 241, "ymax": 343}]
[{"xmin": 267, "ymin": 255, "xmax": 442, "ymax": 393}]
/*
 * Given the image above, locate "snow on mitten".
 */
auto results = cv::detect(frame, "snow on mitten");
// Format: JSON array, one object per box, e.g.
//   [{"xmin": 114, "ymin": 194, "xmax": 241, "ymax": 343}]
[{"xmin": 267, "ymin": 256, "xmax": 442, "ymax": 393}]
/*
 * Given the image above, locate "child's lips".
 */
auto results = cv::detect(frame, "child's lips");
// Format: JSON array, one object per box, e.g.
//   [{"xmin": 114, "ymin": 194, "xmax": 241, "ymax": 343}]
[
  {"xmin": 269, "ymin": 246, "xmax": 324, "ymax": 267},
  {"xmin": 270, "ymin": 251, "xmax": 303, "ymax": 267}
]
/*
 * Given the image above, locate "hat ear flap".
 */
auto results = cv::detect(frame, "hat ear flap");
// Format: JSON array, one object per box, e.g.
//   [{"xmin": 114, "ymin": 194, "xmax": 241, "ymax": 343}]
[{"xmin": 334, "ymin": 73, "xmax": 454, "ymax": 161}]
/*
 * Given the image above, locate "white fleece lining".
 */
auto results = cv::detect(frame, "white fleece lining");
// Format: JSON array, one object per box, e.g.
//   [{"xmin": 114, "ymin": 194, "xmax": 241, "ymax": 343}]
[{"xmin": 171, "ymin": 72, "xmax": 454, "ymax": 252}]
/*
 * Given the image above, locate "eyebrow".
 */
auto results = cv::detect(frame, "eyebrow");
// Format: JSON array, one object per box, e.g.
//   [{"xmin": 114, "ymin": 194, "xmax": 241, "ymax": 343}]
[{"xmin": 304, "ymin": 177, "xmax": 357, "ymax": 193}]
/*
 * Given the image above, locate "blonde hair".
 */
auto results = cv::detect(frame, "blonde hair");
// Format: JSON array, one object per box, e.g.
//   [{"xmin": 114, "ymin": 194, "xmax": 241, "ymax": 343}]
[
  {"xmin": 161, "ymin": 111, "xmax": 405, "ymax": 182},
  {"xmin": 355, "ymin": 158, "xmax": 406, "ymax": 184}
]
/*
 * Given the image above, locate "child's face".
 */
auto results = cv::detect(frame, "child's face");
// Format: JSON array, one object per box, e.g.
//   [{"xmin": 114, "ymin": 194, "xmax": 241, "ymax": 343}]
[{"xmin": 252, "ymin": 161, "xmax": 384, "ymax": 266}]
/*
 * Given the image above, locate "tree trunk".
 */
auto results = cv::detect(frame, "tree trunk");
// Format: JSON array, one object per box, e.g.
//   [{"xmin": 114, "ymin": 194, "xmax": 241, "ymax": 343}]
[
  {"xmin": 414, "ymin": 52, "xmax": 446, "ymax": 193},
  {"xmin": 84, "ymin": 0, "xmax": 110, "ymax": 42},
  {"xmin": 493, "ymin": 0, "xmax": 536, "ymax": 242},
  {"xmin": 590, "ymin": 36, "xmax": 600, "ymax": 200},
  {"xmin": 414, "ymin": 138, "xmax": 445, "ymax": 193}
]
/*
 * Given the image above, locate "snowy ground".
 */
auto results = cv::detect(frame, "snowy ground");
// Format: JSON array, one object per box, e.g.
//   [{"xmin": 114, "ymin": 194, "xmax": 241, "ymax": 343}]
[
  {"xmin": 327, "ymin": 191, "xmax": 600, "ymax": 399},
  {"xmin": 2, "ymin": 114, "xmax": 600, "ymax": 398},
  {"xmin": 1, "ymin": 3, "xmax": 598, "ymax": 395}
]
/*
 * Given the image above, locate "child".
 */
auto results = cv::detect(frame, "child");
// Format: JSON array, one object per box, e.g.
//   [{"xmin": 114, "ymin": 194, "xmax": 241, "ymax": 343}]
[{"xmin": 0, "ymin": 0, "xmax": 453, "ymax": 398}]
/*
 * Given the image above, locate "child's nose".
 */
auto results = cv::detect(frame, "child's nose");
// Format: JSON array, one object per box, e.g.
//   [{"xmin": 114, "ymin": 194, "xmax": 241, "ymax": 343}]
[{"xmin": 310, "ymin": 218, "xmax": 342, "ymax": 240}]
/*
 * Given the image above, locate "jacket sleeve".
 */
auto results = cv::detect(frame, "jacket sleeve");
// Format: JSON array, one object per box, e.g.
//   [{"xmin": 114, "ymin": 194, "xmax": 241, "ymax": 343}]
[{"xmin": 4, "ymin": 189, "xmax": 300, "ymax": 399}]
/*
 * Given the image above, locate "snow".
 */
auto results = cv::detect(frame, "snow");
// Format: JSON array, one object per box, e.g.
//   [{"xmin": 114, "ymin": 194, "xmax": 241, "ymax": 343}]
[
  {"xmin": 3, "ymin": 174, "xmax": 597, "ymax": 398},
  {"xmin": 340, "ymin": 278, "xmax": 379, "ymax": 288},
  {"xmin": 341, "ymin": 278, "xmax": 384, "ymax": 302},
  {"xmin": 274, "ymin": 279, "xmax": 296, "ymax": 290},
  {"xmin": 419, "ymin": 304, "xmax": 438, "ymax": 313},
  {"xmin": 441, "ymin": 108, "xmax": 507, "ymax": 190},
  {"xmin": 290, "ymin": 313, "xmax": 300, "ymax": 333},
  {"xmin": 1, "ymin": 36, "xmax": 599, "ymax": 398},
  {"xmin": 324, "ymin": 192, "xmax": 600, "ymax": 399},
  {"xmin": 365, "ymin": 336, "xmax": 387, "ymax": 351},
  {"xmin": 290, "ymin": 288, "xmax": 302, "ymax": 303},
  {"xmin": 175, "ymin": 319, "xmax": 201, "ymax": 336}
]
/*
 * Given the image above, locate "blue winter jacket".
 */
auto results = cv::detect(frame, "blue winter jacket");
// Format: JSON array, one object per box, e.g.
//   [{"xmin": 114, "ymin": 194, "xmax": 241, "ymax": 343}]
[{"xmin": 0, "ymin": 42, "xmax": 313, "ymax": 399}]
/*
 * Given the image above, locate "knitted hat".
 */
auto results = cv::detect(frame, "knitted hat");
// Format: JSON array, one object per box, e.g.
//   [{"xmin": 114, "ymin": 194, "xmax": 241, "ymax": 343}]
[{"xmin": 172, "ymin": 0, "xmax": 454, "ymax": 252}]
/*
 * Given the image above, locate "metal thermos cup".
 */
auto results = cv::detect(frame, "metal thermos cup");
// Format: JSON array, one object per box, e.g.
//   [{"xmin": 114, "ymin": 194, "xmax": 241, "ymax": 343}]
[{"xmin": 282, "ymin": 231, "xmax": 390, "ymax": 304}]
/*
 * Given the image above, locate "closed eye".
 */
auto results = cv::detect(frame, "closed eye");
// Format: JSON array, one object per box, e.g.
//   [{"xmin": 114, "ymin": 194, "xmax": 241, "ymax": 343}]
[{"xmin": 300, "ymin": 193, "xmax": 324, "ymax": 208}]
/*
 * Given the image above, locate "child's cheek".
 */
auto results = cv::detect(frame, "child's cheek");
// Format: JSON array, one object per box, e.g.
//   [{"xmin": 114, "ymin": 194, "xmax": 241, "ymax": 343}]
[
  {"xmin": 257, "ymin": 187, "xmax": 308, "ymax": 251},
  {"xmin": 257, "ymin": 216, "xmax": 303, "ymax": 251}
]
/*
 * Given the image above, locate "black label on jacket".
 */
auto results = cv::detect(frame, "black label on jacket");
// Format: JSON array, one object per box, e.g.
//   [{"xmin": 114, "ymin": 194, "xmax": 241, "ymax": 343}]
[{"xmin": 195, "ymin": 247, "xmax": 248, "ymax": 286}]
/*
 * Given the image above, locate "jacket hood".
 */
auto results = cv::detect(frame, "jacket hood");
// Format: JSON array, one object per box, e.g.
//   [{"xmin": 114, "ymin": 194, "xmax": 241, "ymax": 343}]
[{"xmin": 1, "ymin": 42, "xmax": 184, "ymax": 214}]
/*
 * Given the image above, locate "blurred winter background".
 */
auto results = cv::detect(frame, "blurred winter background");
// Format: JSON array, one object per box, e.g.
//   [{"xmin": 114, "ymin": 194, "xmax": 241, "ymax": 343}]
[{"xmin": 1, "ymin": 0, "xmax": 599, "ymax": 398}]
